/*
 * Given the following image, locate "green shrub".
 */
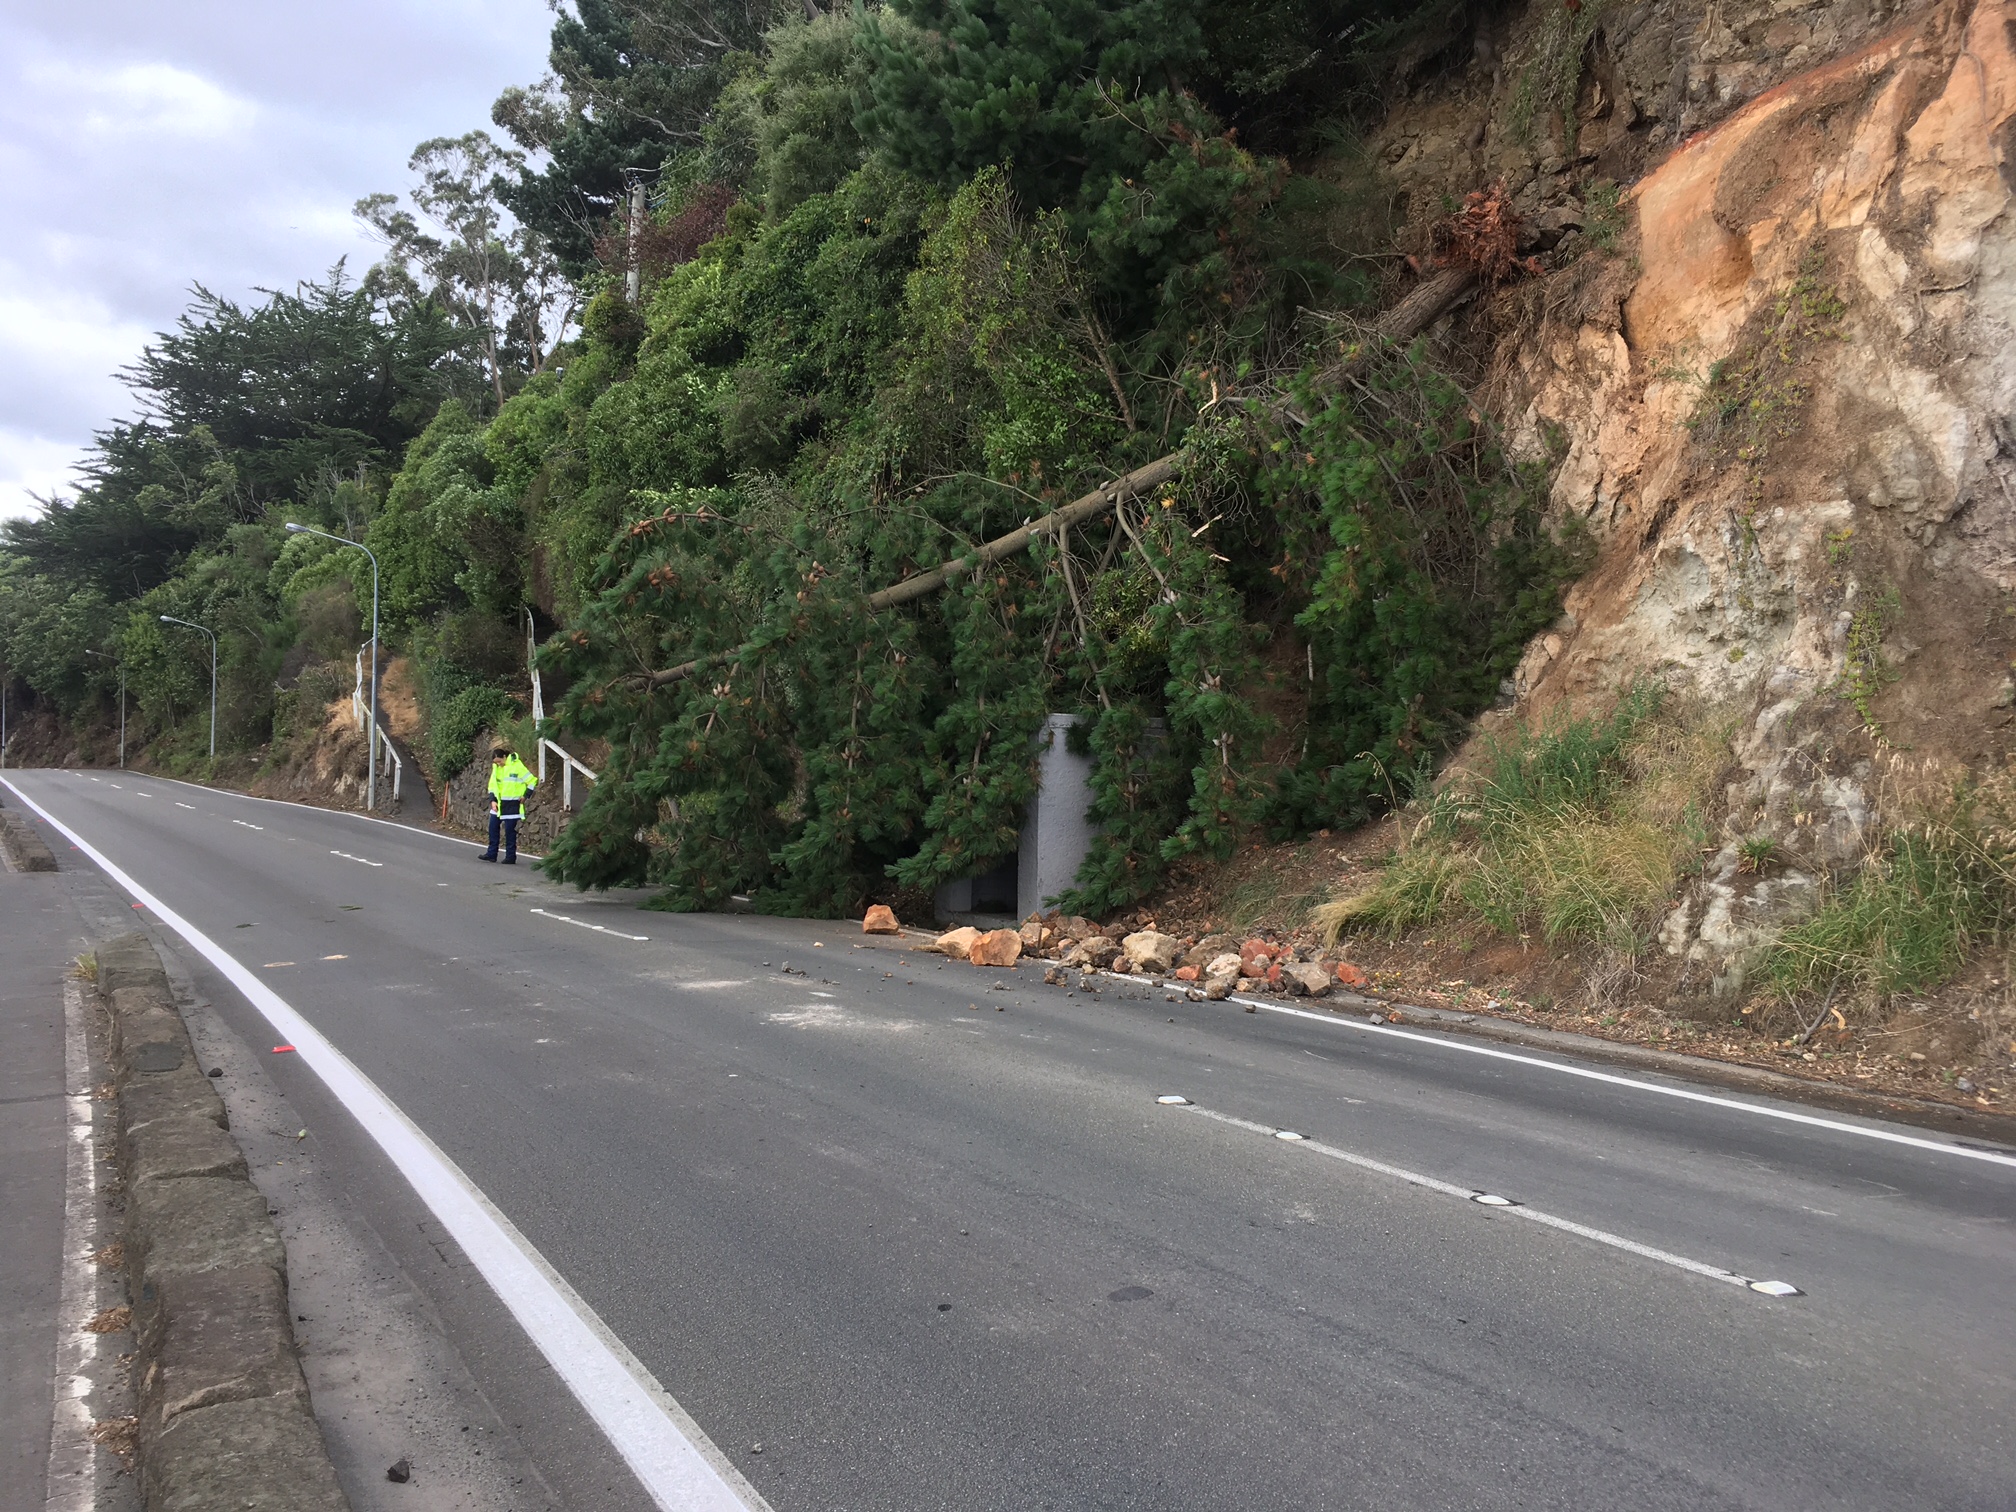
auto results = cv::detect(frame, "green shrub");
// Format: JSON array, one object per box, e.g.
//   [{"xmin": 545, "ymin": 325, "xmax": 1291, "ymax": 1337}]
[{"xmin": 432, "ymin": 685, "xmax": 518, "ymax": 780}]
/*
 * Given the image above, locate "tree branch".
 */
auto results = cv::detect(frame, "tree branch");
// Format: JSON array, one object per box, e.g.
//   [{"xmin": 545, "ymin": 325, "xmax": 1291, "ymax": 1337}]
[{"xmin": 631, "ymin": 267, "xmax": 1479, "ymax": 689}]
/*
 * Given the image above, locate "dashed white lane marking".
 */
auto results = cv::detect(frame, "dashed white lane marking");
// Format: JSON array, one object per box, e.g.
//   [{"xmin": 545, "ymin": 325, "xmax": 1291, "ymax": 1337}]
[
  {"xmin": 45, "ymin": 979, "xmax": 102, "ymax": 1512},
  {"xmin": 329, "ymin": 849, "xmax": 383, "ymax": 867},
  {"xmin": 4, "ymin": 776, "xmax": 770, "ymax": 1512},
  {"xmin": 1196, "ymin": 986, "xmax": 2016, "ymax": 1171},
  {"xmin": 77, "ymin": 767, "xmax": 525, "ymax": 854},
  {"xmin": 1162, "ymin": 1096, "xmax": 1802, "ymax": 1297},
  {"xmin": 174, "ymin": 802, "xmax": 195, "ymax": 810},
  {"xmin": 232, "ymin": 819, "xmax": 263, "ymax": 831},
  {"xmin": 529, "ymin": 906, "xmax": 649, "ymax": 942},
  {"xmin": 136, "ymin": 791, "xmax": 154, "ymax": 797}
]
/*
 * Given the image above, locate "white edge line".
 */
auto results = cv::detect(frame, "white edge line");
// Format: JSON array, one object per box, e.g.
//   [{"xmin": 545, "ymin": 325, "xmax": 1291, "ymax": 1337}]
[
  {"xmin": 46, "ymin": 978, "xmax": 101, "ymax": 1512},
  {"xmin": 1104, "ymin": 967, "xmax": 2015, "ymax": 1169},
  {"xmin": 1180, "ymin": 1102, "xmax": 1784, "ymax": 1293},
  {"xmin": 4, "ymin": 776, "xmax": 768, "ymax": 1512}
]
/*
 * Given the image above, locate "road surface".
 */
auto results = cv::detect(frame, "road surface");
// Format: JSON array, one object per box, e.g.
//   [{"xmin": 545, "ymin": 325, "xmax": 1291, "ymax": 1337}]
[{"xmin": 5, "ymin": 767, "xmax": 2013, "ymax": 1511}]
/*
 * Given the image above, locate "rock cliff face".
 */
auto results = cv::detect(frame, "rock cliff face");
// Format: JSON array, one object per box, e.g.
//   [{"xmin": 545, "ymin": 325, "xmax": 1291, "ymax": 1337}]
[{"xmin": 1376, "ymin": 0, "xmax": 2016, "ymax": 1000}]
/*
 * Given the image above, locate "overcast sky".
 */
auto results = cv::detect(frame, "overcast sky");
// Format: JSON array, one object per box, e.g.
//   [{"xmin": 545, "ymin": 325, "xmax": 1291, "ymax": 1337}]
[{"xmin": 0, "ymin": 0, "xmax": 557, "ymax": 521}]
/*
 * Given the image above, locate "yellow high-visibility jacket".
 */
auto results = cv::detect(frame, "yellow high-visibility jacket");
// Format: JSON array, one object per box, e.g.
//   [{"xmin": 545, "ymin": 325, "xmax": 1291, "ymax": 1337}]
[{"xmin": 487, "ymin": 755, "xmax": 537, "ymax": 807}]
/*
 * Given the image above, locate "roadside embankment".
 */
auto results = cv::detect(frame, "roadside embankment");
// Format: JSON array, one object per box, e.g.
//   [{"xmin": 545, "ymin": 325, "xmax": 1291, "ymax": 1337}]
[{"xmin": 97, "ymin": 933, "xmax": 350, "ymax": 1512}]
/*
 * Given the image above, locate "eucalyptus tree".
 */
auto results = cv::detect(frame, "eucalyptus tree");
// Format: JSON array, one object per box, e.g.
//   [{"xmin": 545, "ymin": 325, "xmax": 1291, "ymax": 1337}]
[{"xmin": 357, "ymin": 131, "xmax": 575, "ymax": 410}]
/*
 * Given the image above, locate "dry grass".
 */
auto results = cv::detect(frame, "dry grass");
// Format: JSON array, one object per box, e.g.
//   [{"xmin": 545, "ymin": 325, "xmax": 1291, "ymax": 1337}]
[
  {"xmin": 1316, "ymin": 687, "xmax": 1727, "ymax": 953},
  {"xmin": 1767, "ymin": 753, "xmax": 2016, "ymax": 1011}
]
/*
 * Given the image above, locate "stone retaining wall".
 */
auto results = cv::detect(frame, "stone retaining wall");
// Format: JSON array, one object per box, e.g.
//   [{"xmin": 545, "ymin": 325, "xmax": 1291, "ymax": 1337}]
[{"xmin": 97, "ymin": 934, "xmax": 350, "ymax": 1512}]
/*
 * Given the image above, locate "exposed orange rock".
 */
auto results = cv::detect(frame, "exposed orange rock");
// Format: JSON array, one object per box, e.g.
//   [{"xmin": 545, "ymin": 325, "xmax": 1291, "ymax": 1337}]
[
  {"xmin": 968, "ymin": 929, "xmax": 1024, "ymax": 967},
  {"xmin": 933, "ymin": 926, "xmax": 981, "ymax": 960},
  {"xmin": 862, "ymin": 904, "xmax": 900, "ymax": 934}
]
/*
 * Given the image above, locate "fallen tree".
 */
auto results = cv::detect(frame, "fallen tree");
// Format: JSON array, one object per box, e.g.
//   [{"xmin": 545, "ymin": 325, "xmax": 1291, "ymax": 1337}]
[{"xmin": 636, "ymin": 265, "xmax": 1480, "ymax": 689}]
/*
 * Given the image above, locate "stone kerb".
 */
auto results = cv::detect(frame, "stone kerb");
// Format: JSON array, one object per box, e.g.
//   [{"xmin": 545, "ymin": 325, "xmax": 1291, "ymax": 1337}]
[{"xmin": 98, "ymin": 932, "xmax": 351, "ymax": 1512}]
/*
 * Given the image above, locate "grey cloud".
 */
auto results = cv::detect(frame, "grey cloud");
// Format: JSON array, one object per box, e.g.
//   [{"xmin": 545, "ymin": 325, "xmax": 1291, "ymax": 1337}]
[{"xmin": 0, "ymin": 0, "xmax": 556, "ymax": 517}]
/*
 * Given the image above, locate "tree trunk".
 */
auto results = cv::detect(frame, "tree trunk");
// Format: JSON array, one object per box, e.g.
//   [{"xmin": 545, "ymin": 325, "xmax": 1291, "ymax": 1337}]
[{"xmin": 635, "ymin": 267, "xmax": 1479, "ymax": 689}]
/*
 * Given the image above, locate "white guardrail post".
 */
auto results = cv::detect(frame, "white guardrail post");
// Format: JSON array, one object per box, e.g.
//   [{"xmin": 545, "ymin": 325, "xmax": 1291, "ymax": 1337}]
[{"xmin": 537, "ymin": 738, "xmax": 596, "ymax": 811}]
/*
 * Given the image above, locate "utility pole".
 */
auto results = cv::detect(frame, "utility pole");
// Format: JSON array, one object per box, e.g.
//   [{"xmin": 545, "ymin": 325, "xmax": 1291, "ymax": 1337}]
[
  {"xmin": 87, "ymin": 650, "xmax": 125, "ymax": 767},
  {"xmin": 286, "ymin": 524, "xmax": 381, "ymax": 810},
  {"xmin": 626, "ymin": 175, "xmax": 646, "ymax": 306}
]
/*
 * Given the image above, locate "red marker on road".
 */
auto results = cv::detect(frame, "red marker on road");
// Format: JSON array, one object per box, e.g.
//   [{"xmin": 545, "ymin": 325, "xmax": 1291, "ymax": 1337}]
[{"xmin": 272, "ymin": 1045, "xmax": 295, "ymax": 1054}]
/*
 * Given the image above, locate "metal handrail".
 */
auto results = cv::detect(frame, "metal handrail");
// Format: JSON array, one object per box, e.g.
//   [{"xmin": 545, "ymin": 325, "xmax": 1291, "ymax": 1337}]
[
  {"xmin": 375, "ymin": 724, "xmax": 402, "ymax": 806},
  {"xmin": 537, "ymin": 737, "xmax": 596, "ymax": 811},
  {"xmin": 351, "ymin": 648, "xmax": 400, "ymax": 807}
]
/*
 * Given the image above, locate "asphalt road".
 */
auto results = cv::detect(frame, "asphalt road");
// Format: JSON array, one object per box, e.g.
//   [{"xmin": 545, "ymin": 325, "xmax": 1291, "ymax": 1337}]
[{"xmin": 6, "ymin": 767, "xmax": 2014, "ymax": 1512}]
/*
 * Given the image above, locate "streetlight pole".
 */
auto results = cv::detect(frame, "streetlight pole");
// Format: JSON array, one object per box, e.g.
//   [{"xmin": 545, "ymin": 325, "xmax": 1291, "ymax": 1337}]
[
  {"xmin": 86, "ymin": 650, "xmax": 125, "ymax": 767},
  {"xmin": 158, "ymin": 615, "xmax": 217, "ymax": 759},
  {"xmin": 286, "ymin": 523, "xmax": 381, "ymax": 811}
]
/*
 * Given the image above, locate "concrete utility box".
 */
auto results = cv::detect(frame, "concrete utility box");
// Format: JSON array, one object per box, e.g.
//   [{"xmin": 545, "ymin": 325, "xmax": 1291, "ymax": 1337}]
[
  {"xmin": 1018, "ymin": 713, "xmax": 1096, "ymax": 920},
  {"xmin": 933, "ymin": 712, "xmax": 1097, "ymax": 923}
]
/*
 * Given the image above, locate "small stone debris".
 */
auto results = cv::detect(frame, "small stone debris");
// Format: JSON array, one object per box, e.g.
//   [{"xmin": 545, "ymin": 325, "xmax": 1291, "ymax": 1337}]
[
  {"xmin": 387, "ymin": 1459, "xmax": 412, "ymax": 1484},
  {"xmin": 862, "ymin": 904, "xmax": 900, "ymax": 934},
  {"xmin": 207, "ymin": 1067, "xmax": 223, "ymax": 1077}
]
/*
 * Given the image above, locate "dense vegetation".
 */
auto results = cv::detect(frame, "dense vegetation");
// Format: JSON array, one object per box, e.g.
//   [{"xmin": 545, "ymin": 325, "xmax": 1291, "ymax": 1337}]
[{"xmin": 1, "ymin": 0, "xmax": 1578, "ymax": 918}]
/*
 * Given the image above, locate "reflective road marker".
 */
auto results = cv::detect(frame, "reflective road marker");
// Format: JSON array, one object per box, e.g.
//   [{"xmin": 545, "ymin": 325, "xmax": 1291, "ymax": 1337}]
[{"xmin": 1162, "ymin": 1095, "xmax": 1803, "ymax": 1298}]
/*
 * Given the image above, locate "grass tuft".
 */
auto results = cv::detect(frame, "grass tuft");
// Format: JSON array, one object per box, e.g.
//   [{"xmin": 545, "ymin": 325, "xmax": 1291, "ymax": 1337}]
[
  {"xmin": 1767, "ymin": 762, "xmax": 2016, "ymax": 1006},
  {"xmin": 1316, "ymin": 684, "xmax": 1723, "ymax": 952}
]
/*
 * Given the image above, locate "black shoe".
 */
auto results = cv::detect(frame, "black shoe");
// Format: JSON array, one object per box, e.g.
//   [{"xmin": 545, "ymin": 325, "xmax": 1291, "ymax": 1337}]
[
  {"xmin": 479, "ymin": 853, "xmax": 496, "ymax": 862},
  {"xmin": 502, "ymin": 858, "xmax": 515, "ymax": 865}
]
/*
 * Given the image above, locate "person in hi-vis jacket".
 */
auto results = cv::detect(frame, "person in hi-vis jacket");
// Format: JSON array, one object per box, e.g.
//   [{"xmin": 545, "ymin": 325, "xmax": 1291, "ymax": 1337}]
[{"xmin": 481, "ymin": 743, "xmax": 537, "ymax": 864}]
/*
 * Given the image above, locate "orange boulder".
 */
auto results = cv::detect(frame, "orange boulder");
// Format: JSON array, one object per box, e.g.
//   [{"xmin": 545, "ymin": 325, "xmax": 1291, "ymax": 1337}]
[{"xmin": 968, "ymin": 929, "xmax": 1024, "ymax": 967}]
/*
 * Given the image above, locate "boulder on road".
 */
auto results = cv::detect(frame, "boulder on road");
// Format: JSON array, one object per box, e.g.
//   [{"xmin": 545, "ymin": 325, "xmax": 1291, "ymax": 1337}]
[
  {"xmin": 863, "ymin": 904, "xmax": 900, "ymax": 934},
  {"xmin": 1179, "ymin": 934, "xmax": 1236, "ymax": 969},
  {"xmin": 1282, "ymin": 963, "xmax": 1333, "ymax": 997},
  {"xmin": 1203, "ymin": 969, "xmax": 1238, "ymax": 1000},
  {"xmin": 1079, "ymin": 937, "xmax": 1121, "ymax": 968},
  {"xmin": 1205, "ymin": 953, "xmax": 1243, "ymax": 979},
  {"xmin": 1121, "ymin": 931, "xmax": 1179, "ymax": 973},
  {"xmin": 934, "ymin": 926, "xmax": 981, "ymax": 960},
  {"xmin": 969, "ymin": 929, "xmax": 1024, "ymax": 967}
]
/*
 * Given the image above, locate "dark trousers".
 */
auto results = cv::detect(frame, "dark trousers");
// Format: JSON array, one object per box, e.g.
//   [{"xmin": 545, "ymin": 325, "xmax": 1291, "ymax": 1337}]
[{"xmin": 485, "ymin": 812, "xmax": 520, "ymax": 862}]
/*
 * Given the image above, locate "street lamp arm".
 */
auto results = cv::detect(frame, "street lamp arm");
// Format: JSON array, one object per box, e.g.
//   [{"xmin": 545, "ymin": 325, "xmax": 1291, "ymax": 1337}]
[
  {"xmin": 157, "ymin": 615, "xmax": 218, "ymax": 760},
  {"xmin": 285, "ymin": 523, "xmax": 382, "ymax": 810}
]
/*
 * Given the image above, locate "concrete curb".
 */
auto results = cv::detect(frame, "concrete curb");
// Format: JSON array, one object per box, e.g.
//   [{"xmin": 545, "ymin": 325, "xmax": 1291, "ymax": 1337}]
[
  {"xmin": 0, "ymin": 796, "xmax": 58, "ymax": 870},
  {"xmin": 96, "ymin": 934, "xmax": 351, "ymax": 1512}
]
